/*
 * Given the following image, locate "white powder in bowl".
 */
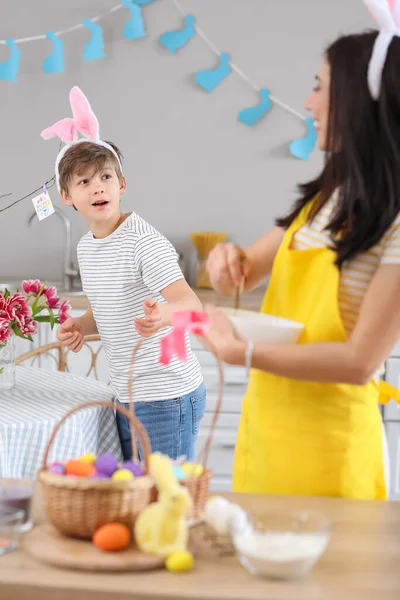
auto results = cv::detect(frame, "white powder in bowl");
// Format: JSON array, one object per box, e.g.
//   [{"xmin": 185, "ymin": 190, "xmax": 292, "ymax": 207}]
[{"xmin": 234, "ymin": 531, "xmax": 329, "ymax": 579}]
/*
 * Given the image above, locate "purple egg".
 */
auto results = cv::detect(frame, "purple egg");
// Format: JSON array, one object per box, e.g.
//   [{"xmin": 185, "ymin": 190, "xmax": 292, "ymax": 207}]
[
  {"xmin": 48, "ymin": 462, "xmax": 65, "ymax": 475},
  {"xmin": 122, "ymin": 461, "xmax": 143, "ymax": 477},
  {"xmin": 95, "ymin": 454, "xmax": 118, "ymax": 477},
  {"xmin": 89, "ymin": 473, "xmax": 109, "ymax": 480}
]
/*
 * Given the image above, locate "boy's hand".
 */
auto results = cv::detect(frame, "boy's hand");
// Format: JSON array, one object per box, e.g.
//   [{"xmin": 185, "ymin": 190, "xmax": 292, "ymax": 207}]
[
  {"xmin": 134, "ymin": 299, "xmax": 166, "ymax": 338},
  {"xmin": 57, "ymin": 317, "xmax": 85, "ymax": 352}
]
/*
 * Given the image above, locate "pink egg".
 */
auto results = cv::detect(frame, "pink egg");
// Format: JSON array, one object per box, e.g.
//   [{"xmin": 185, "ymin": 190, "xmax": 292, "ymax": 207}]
[{"xmin": 48, "ymin": 462, "xmax": 65, "ymax": 475}]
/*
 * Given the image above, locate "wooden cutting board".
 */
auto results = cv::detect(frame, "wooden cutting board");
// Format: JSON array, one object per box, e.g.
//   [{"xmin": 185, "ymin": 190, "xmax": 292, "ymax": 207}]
[{"xmin": 22, "ymin": 523, "xmax": 165, "ymax": 572}]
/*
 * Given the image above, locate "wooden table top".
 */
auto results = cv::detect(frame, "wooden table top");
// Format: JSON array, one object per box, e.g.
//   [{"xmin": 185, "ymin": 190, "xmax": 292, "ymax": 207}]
[{"xmin": 1, "ymin": 479, "xmax": 399, "ymax": 600}]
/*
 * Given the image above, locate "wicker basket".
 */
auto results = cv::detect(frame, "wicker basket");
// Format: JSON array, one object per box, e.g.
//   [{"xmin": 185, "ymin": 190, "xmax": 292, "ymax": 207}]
[{"xmin": 38, "ymin": 401, "xmax": 153, "ymax": 539}]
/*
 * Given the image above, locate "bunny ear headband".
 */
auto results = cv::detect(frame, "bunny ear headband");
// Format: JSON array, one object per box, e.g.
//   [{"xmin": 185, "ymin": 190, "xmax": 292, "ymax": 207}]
[
  {"xmin": 40, "ymin": 86, "xmax": 123, "ymax": 192},
  {"xmin": 364, "ymin": 0, "xmax": 400, "ymax": 99}
]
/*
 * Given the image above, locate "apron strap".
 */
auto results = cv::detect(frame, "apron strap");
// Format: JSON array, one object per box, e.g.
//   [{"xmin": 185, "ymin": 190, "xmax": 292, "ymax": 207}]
[{"xmin": 378, "ymin": 379, "xmax": 400, "ymax": 405}]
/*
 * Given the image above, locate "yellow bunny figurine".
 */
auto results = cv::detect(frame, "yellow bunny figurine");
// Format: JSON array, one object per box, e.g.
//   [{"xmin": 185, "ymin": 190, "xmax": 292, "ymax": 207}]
[{"xmin": 134, "ymin": 453, "xmax": 193, "ymax": 557}]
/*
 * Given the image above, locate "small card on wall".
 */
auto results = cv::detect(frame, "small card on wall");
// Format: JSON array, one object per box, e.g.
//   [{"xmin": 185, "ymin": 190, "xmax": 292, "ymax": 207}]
[{"xmin": 31, "ymin": 190, "xmax": 55, "ymax": 221}]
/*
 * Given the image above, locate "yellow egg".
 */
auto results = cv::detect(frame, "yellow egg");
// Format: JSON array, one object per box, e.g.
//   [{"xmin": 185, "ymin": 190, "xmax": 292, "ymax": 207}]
[
  {"xmin": 181, "ymin": 463, "xmax": 204, "ymax": 478},
  {"xmin": 80, "ymin": 453, "xmax": 96, "ymax": 464},
  {"xmin": 112, "ymin": 469, "xmax": 134, "ymax": 482},
  {"xmin": 165, "ymin": 550, "xmax": 194, "ymax": 573}
]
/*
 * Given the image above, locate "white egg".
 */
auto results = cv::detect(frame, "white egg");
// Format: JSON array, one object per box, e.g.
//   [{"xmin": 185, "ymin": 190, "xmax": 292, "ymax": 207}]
[
  {"xmin": 204, "ymin": 496, "xmax": 232, "ymax": 535},
  {"xmin": 228, "ymin": 504, "xmax": 252, "ymax": 536}
]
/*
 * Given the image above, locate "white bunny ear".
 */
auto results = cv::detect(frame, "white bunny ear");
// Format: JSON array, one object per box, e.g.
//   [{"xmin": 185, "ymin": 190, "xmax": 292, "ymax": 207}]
[
  {"xmin": 388, "ymin": 0, "xmax": 400, "ymax": 29},
  {"xmin": 69, "ymin": 86, "xmax": 100, "ymax": 140},
  {"xmin": 364, "ymin": 0, "xmax": 400, "ymax": 99}
]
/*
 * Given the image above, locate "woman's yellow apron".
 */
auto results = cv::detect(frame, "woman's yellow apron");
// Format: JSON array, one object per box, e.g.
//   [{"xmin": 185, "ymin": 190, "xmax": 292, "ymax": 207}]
[{"xmin": 233, "ymin": 203, "xmax": 400, "ymax": 499}]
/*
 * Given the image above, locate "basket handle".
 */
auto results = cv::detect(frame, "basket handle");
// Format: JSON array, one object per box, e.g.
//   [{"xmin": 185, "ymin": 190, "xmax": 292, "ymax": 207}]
[
  {"xmin": 127, "ymin": 339, "xmax": 144, "ymax": 462},
  {"xmin": 41, "ymin": 400, "xmax": 152, "ymax": 474},
  {"xmin": 195, "ymin": 336, "xmax": 224, "ymax": 470}
]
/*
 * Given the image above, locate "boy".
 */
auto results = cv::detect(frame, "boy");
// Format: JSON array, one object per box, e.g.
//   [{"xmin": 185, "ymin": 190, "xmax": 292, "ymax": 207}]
[{"xmin": 43, "ymin": 87, "xmax": 205, "ymax": 461}]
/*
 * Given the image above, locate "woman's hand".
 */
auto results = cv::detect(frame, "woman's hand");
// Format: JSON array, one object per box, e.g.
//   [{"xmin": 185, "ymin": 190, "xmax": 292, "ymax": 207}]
[
  {"xmin": 202, "ymin": 305, "xmax": 246, "ymax": 365},
  {"xmin": 206, "ymin": 243, "xmax": 249, "ymax": 294}
]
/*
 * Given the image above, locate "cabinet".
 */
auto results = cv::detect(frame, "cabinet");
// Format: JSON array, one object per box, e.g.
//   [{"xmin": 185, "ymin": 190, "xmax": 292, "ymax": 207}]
[
  {"xmin": 383, "ymin": 352, "xmax": 400, "ymax": 501},
  {"xmin": 385, "ymin": 423, "xmax": 400, "ymax": 501},
  {"xmin": 190, "ymin": 336, "xmax": 245, "ymax": 492}
]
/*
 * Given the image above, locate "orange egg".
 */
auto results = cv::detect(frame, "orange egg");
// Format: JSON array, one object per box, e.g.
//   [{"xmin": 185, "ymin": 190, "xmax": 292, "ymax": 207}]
[
  {"xmin": 93, "ymin": 523, "xmax": 131, "ymax": 552},
  {"xmin": 64, "ymin": 459, "xmax": 96, "ymax": 478}
]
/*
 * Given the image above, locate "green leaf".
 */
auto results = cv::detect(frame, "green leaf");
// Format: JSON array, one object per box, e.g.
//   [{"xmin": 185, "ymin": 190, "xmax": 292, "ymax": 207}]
[
  {"xmin": 31, "ymin": 305, "xmax": 46, "ymax": 318},
  {"xmin": 48, "ymin": 307, "xmax": 56, "ymax": 329},
  {"xmin": 10, "ymin": 323, "xmax": 33, "ymax": 342},
  {"xmin": 0, "ymin": 367, "xmax": 3, "ymax": 374},
  {"xmin": 3, "ymin": 288, "xmax": 10, "ymax": 300},
  {"xmin": 33, "ymin": 316, "xmax": 47, "ymax": 322}
]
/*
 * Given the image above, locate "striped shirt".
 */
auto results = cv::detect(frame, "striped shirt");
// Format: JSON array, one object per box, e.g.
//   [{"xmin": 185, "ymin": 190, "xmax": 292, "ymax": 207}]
[
  {"xmin": 292, "ymin": 194, "xmax": 400, "ymax": 336},
  {"xmin": 77, "ymin": 212, "xmax": 203, "ymax": 403}
]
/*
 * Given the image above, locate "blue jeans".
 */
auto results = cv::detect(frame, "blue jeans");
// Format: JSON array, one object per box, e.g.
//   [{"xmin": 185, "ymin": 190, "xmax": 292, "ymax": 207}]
[{"xmin": 115, "ymin": 382, "xmax": 206, "ymax": 462}]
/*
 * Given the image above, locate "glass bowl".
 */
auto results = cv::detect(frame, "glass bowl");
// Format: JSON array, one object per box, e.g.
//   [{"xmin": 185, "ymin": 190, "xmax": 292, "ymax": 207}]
[
  {"xmin": 0, "ymin": 505, "xmax": 25, "ymax": 555},
  {"xmin": 0, "ymin": 485, "xmax": 33, "ymax": 532},
  {"xmin": 232, "ymin": 509, "xmax": 332, "ymax": 580}
]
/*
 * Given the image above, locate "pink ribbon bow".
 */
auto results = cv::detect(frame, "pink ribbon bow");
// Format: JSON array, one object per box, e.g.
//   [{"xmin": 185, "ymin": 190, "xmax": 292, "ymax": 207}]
[{"xmin": 159, "ymin": 310, "xmax": 209, "ymax": 365}]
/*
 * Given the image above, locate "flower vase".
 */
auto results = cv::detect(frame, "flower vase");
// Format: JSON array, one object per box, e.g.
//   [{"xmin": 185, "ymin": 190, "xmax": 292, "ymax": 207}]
[{"xmin": 0, "ymin": 336, "xmax": 16, "ymax": 391}]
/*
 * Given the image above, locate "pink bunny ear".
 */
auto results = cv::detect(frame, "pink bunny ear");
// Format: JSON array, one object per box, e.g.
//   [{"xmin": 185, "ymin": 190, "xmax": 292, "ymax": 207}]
[
  {"xmin": 388, "ymin": 0, "xmax": 400, "ymax": 28},
  {"xmin": 40, "ymin": 118, "xmax": 77, "ymax": 143},
  {"xmin": 69, "ymin": 86, "xmax": 100, "ymax": 141}
]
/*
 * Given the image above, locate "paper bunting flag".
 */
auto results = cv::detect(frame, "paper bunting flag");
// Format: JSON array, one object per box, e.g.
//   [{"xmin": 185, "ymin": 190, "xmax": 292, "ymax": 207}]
[
  {"xmin": 238, "ymin": 89, "xmax": 272, "ymax": 126},
  {"xmin": 123, "ymin": 0, "xmax": 147, "ymax": 40},
  {"xmin": 43, "ymin": 32, "xmax": 65, "ymax": 74},
  {"xmin": 160, "ymin": 15, "xmax": 196, "ymax": 54},
  {"xmin": 289, "ymin": 117, "xmax": 317, "ymax": 160},
  {"xmin": 82, "ymin": 19, "xmax": 106, "ymax": 61},
  {"xmin": 194, "ymin": 52, "xmax": 231, "ymax": 92},
  {"xmin": 0, "ymin": 39, "xmax": 21, "ymax": 82}
]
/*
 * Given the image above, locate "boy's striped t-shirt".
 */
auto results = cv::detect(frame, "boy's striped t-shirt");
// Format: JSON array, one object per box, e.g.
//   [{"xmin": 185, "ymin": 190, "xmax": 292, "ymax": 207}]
[{"xmin": 77, "ymin": 212, "xmax": 203, "ymax": 403}]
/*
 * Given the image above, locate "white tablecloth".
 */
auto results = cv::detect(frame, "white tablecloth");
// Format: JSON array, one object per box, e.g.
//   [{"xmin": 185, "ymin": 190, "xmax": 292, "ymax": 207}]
[{"xmin": 0, "ymin": 366, "xmax": 122, "ymax": 478}]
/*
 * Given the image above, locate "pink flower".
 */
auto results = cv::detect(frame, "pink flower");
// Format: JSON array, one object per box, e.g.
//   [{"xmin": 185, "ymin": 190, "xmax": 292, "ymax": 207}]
[
  {"xmin": 0, "ymin": 318, "xmax": 12, "ymax": 345},
  {"xmin": 0, "ymin": 294, "xmax": 7, "ymax": 319},
  {"xmin": 18, "ymin": 315, "xmax": 38, "ymax": 336},
  {"xmin": 43, "ymin": 286, "xmax": 61, "ymax": 309},
  {"xmin": 22, "ymin": 279, "xmax": 43, "ymax": 295},
  {"xmin": 5, "ymin": 293, "xmax": 31, "ymax": 325},
  {"xmin": 59, "ymin": 300, "xmax": 71, "ymax": 324}
]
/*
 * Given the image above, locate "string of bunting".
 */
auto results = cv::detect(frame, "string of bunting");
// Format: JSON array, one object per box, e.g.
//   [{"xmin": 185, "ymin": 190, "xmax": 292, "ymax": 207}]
[{"xmin": 0, "ymin": 0, "xmax": 316, "ymax": 213}]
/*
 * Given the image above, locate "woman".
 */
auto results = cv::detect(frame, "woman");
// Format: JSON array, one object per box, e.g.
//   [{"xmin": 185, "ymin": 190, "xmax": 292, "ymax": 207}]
[{"xmin": 205, "ymin": 15, "xmax": 400, "ymax": 500}]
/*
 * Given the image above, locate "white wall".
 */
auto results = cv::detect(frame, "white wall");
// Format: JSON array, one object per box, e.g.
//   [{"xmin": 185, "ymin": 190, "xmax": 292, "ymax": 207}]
[{"xmin": 0, "ymin": 0, "xmax": 372, "ymax": 283}]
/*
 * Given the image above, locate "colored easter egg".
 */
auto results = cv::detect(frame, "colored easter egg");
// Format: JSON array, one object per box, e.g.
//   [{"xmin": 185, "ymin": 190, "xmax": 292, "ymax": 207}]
[
  {"xmin": 122, "ymin": 460, "xmax": 143, "ymax": 477},
  {"xmin": 89, "ymin": 473, "xmax": 110, "ymax": 480},
  {"xmin": 95, "ymin": 454, "xmax": 118, "ymax": 477},
  {"xmin": 181, "ymin": 463, "xmax": 204, "ymax": 478},
  {"xmin": 112, "ymin": 469, "xmax": 134, "ymax": 482},
  {"xmin": 166, "ymin": 550, "xmax": 194, "ymax": 573},
  {"xmin": 64, "ymin": 459, "xmax": 97, "ymax": 478},
  {"xmin": 172, "ymin": 465, "xmax": 186, "ymax": 480},
  {"xmin": 48, "ymin": 462, "xmax": 65, "ymax": 475},
  {"xmin": 93, "ymin": 523, "xmax": 131, "ymax": 552},
  {"xmin": 80, "ymin": 453, "xmax": 96, "ymax": 464}
]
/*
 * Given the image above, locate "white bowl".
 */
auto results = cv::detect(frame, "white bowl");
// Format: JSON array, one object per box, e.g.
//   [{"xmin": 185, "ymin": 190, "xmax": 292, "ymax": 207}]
[
  {"xmin": 221, "ymin": 308, "xmax": 304, "ymax": 345},
  {"xmin": 232, "ymin": 509, "xmax": 332, "ymax": 581}
]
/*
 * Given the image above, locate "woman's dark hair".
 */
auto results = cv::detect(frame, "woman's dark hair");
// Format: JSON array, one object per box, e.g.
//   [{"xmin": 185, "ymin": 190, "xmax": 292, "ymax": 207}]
[{"xmin": 276, "ymin": 31, "xmax": 400, "ymax": 267}]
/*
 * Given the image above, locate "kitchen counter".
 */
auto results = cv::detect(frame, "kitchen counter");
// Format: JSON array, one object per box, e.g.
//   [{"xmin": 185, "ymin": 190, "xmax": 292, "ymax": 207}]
[
  {"xmin": 1, "ymin": 478, "xmax": 400, "ymax": 600},
  {"xmin": 63, "ymin": 287, "xmax": 265, "ymax": 312}
]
